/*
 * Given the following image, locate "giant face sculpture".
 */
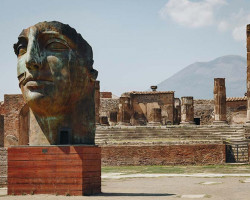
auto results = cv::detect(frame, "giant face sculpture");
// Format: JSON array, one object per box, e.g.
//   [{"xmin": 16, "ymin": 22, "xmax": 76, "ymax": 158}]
[{"xmin": 14, "ymin": 21, "xmax": 98, "ymax": 145}]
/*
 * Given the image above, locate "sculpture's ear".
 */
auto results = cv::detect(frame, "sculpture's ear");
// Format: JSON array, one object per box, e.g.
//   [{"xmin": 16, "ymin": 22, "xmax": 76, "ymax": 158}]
[{"xmin": 90, "ymin": 68, "xmax": 98, "ymax": 82}]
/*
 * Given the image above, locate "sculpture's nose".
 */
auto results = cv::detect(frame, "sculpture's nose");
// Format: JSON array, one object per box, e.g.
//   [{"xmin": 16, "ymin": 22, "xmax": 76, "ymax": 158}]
[{"xmin": 25, "ymin": 39, "xmax": 42, "ymax": 71}]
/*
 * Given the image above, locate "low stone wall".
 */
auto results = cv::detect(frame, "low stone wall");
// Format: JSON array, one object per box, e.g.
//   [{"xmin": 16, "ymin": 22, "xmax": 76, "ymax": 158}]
[
  {"xmin": 101, "ymin": 144, "xmax": 226, "ymax": 166},
  {"xmin": 0, "ymin": 148, "xmax": 7, "ymax": 187}
]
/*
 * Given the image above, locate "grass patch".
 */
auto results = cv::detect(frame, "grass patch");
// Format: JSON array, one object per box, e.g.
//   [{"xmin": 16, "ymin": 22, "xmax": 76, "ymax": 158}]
[
  {"xmin": 102, "ymin": 164, "xmax": 250, "ymax": 175},
  {"xmin": 102, "ymin": 166, "xmax": 185, "ymax": 174}
]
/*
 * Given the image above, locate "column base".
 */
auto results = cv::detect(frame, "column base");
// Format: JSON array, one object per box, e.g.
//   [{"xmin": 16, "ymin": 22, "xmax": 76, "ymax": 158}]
[{"xmin": 8, "ymin": 146, "xmax": 101, "ymax": 196}]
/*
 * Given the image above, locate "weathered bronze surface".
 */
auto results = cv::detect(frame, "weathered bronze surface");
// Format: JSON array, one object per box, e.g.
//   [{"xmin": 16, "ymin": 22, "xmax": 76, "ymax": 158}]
[{"xmin": 14, "ymin": 21, "xmax": 98, "ymax": 145}]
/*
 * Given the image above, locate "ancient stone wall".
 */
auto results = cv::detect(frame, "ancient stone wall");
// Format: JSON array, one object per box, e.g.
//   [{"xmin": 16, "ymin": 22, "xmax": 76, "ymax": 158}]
[
  {"xmin": 0, "ymin": 115, "xmax": 4, "ymax": 147},
  {"xmin": 100, "ymin": 92, "xmax": 112, "ymax": 98},
  {"xmin": 0, "ymin": 148, "xmax": 7, "ymax": 187},
  {"xmin": 99, "ymin": 98, "xmax": 119, "ymax": 124},
  {"xmin": 246, "ymin": 24, "xmax": 250, "ymax": 124},
  {"xmin": 194, "ymin": 98, "xmax": 247, "ymax": 125},
  {"xmin": 226, "ymin": 97, "xmax": 247, "ymax": 124},
  {"xmin": 129, "ymin": 92, "xmax": 174, "ymax": 125},
  {"xmin": 4, "ymin": 94, "xmax": 25, "ymax": 147},
  {"xmin": 101, "ymin": 144, "xmax": 225, "ymax": 166},
  {"xmin": 194, "ymin": 100, "xmax": 214, "ymax": 125}
]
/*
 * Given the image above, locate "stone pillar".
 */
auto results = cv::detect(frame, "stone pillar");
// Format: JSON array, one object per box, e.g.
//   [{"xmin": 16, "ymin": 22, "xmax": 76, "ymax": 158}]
[
  {"xmin": 117, "ymin": 97, "xmax": 131, "ymax": 125},
  {"xmin": 213, "ymin": 78, "xmax": 227, "ymax": 124},
  {"xmin": 174, "ymin": 98, "xmax": 181, "ymax": 125},
  {"xmin": 246, "ymin": 24, "xmax": 250, "ymax": 125},
  {"xmin": 180, "ymin": 96, "xmax": 195, "ymax": 124},
  {"xmin": 148, "ymin": 108, "xmax": 162, "ymax": 126},
  {"xmin": 95, "ymin": 81, "xmax": 100, "ymax": 125}
]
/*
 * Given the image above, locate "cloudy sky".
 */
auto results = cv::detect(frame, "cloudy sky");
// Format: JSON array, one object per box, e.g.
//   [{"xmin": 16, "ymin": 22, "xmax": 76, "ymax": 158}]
[{"xmin": 0, "ymin": 0, "xmax": 249, "ymax": 100}]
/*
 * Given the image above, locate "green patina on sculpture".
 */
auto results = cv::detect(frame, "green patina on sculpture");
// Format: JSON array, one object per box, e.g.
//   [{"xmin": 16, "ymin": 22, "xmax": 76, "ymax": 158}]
[{"xmin": 14, "ymin": 21, "xmax": 98, "ymax": 145}]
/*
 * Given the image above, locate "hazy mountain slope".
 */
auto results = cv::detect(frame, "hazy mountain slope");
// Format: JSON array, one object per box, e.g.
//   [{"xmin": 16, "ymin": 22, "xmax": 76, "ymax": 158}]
[{"xmin": 157, "ymin": 55, "xmax": 246, "ymax": 99}]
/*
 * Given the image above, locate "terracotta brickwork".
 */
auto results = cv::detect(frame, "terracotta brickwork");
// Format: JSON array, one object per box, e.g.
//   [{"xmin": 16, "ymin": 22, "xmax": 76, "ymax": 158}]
[
  {"xmin": 100, "ymin": 92, "xmax": 112, "ymax": 98},
  {"xmin": 4, "ymin": 95, "xmax": 25, "ymax": 147},
  {"xmin": 0, "ymin": 148, "xmax": 7, "ymax": 187},
  {"xmin": 101, "ymin": 144, "xmax": 226, "ymax": 166},
  {"xmin": 8, "ymin": 146, "xmax": 101, "ymax": 195}
]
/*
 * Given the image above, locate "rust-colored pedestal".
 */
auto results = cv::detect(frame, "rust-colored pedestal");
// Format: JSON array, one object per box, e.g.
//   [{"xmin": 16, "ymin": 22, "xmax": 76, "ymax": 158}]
[{"xmin": 8, "ymin": 146, "xmax": 101, "ymax": 196}]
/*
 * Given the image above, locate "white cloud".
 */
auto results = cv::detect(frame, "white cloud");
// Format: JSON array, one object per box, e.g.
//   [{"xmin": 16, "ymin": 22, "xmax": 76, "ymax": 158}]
[
  {"xmin": 159, "ymin": 0, "xmax": 227, "ymax": 28},
  {"xmin": 160, "ymin": 1, "xmax": 250, "ymax": 42},
  {"xmin": 230, "ymin": 9, "xmax": 250, "ymax": 41},
  {"xmin": 217, "ymin": 20, "xmax": 229, "ymax": 32},
  {"xmin": 232, "ymin": 25, "xmax": 245, "ymax": 41}
]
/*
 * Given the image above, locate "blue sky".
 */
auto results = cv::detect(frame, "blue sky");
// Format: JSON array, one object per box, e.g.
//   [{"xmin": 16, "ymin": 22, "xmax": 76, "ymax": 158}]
[{"xmin": 0, "ymin": 0, "xmax": 249, "ymax": 100}]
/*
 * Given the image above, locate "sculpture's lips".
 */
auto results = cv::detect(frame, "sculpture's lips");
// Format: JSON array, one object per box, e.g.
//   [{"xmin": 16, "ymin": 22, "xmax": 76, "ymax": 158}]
[{"xmin": 24, "ymin": 79, "xmax": 53, "ymax": 90}]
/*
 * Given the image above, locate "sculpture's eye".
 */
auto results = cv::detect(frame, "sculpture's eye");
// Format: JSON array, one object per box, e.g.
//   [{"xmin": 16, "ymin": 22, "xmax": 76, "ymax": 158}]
[
  {"xmin": 17, "ymin": 45, "xmax": 27, "ymax": 56},
  {"xmin": 46, "ymin": 42, "xmax": 68, "ymax": 52}
]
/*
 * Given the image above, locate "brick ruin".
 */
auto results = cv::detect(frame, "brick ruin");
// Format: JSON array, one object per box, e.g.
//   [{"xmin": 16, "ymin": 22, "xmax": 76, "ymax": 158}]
[
  {"xmin": 0, "ymin": 81, "xmax": 248, "ymax": 148},
  {"xmin": 1, "ymin": 25, "xmax": 250, "ymax": 187}
]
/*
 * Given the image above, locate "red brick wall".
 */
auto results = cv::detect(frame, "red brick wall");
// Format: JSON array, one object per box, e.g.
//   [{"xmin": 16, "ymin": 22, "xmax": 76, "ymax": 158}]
[
  {"xmin": 4, "ymin": 95, "xmax": 25, "ymax": 147},
  {"xmin": 101, "ymin": 144, "xmax": 226, "ymax": 166},
  {"xmin": 8, "ymin": 146, "xmax": 101, "ymax": 195},
  {"xmin": 100, "ymin": 92, "xmax": 112, "ymax": 98},
  {"xmin": 226, "ymin": 100, "xmax": 247, "ymax": 110}
]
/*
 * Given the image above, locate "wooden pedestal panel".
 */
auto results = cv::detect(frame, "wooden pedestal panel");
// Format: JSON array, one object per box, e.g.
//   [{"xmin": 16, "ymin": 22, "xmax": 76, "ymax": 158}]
[{"xmin": 8, "ymin": 146, "xmax": 101, "ymax": 196}]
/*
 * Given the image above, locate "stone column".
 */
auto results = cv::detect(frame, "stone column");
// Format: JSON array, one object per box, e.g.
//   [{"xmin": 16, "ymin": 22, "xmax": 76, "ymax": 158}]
[
  {"xmin": 246, "ymin": 24, "xmax": 250, "ymax": 125},
  {"xmin": 174, "ymin": 98, "xmax": 181, "ymax": 125},
  {"xmin": 148, "ymin": 108, "xmax": 162, "ymax": 126},
  {"xmin": 95, "ymin": 81, "xmax": 100, "ymax": 125},
  {"xmin": 180, "ymin": 96, "xmax": 195, "ymax": 124},
  {"xmin": 117, "ymin": 97, "xmax": 131, "ymax": 125},
  {"xmin": 213, "ymin": 78, "xmax": 227, "ymax": 124}
]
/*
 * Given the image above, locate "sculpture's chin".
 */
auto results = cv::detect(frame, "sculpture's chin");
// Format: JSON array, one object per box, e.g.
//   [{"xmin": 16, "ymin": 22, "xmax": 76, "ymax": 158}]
[{"xmin": 23, "ymin": 90, "xmax": 73, "ymax": 117}]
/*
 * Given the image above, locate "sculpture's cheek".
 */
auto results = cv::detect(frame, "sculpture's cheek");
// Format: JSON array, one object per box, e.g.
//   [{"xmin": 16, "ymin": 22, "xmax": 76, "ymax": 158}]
[
  {"xmin": 17, "ymin": 56, "xmax": 27, "ymax": 77},
  {"xmin": 46, "ymin": 55, "xmax": 70, "ymax": 81}
]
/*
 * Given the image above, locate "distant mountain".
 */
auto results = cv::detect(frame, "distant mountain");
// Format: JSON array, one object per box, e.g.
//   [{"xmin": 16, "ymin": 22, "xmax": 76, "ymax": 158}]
[{"xmin": 157, "ymin": 55, "xmax": 247, "ymax": 99}]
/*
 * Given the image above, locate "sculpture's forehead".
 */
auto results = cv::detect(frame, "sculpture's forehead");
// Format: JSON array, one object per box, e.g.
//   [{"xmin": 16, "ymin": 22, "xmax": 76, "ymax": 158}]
[
  {"xmin": 18, "ymin": 24, "xmax": 66, "ymax": 38},
  {"xmin": 18, "ymin": 24, "xmax": 77, "ymax": 48}
]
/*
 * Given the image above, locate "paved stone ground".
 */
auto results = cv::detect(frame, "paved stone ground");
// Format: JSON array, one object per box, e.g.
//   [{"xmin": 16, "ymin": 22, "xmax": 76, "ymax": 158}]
[{"xmin": 0, "ymin": 173, "xmax": 250, "ymax": 200}]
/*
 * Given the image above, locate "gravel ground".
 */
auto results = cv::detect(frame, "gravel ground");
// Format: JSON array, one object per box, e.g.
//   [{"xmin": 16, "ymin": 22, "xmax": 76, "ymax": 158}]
[{"xmin": 1, "ymin": 173, "xmax": 250, "ymax": 200}]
